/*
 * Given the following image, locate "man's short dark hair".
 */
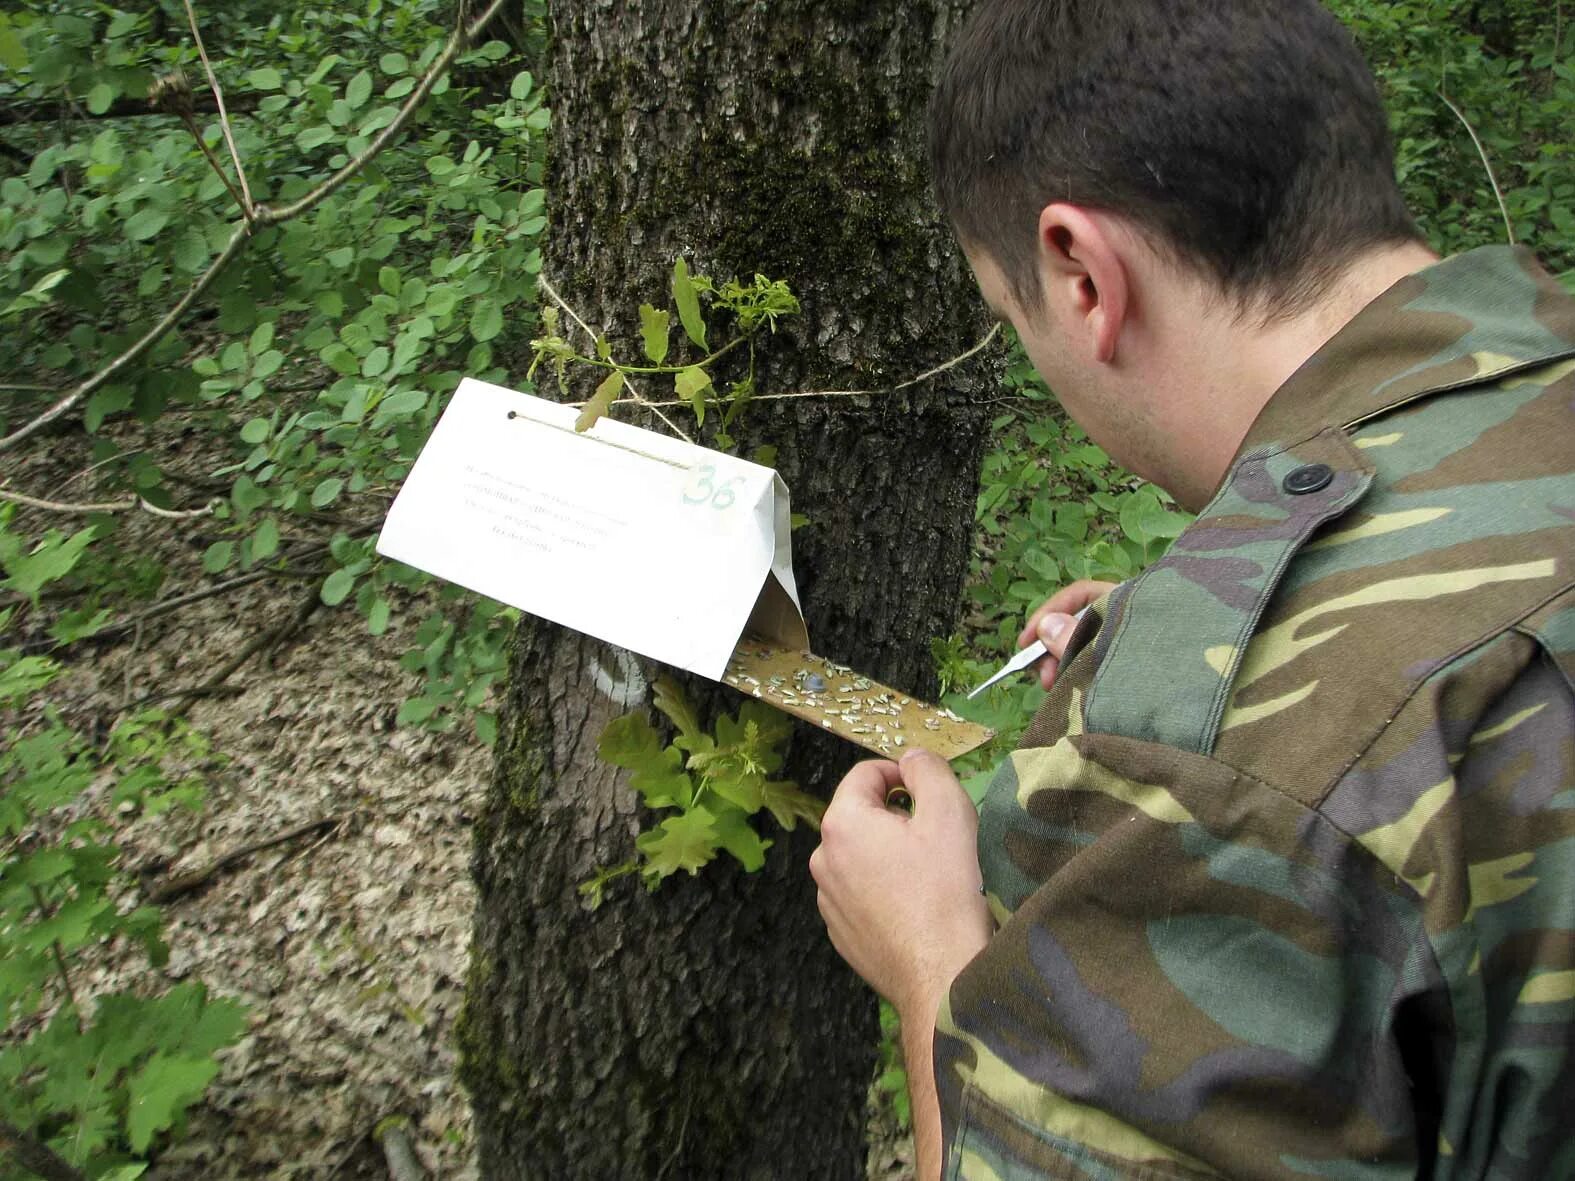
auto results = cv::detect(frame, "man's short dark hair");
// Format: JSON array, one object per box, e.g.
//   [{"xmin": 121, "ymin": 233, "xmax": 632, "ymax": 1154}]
[{"xmin": 929, "ymin": 0, "xmax": 1422, "ymax": 316}]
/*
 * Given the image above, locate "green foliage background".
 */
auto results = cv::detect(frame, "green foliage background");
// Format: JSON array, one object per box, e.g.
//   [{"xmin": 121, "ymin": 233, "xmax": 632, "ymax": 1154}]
[{"xmin": 0, "ymin": 0, "xmax": 1569, "ymax": 1166}]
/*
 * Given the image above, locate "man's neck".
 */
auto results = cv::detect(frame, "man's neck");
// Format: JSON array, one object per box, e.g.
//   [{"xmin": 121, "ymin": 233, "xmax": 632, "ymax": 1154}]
[{"xmin": 1163, "ymin": 240, "xmax": 1441, "ymax": 509}]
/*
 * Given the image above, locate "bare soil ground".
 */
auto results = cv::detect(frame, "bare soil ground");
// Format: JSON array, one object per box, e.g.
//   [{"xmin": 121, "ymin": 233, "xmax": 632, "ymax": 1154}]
[{"xmin": 10, "ymin": 421, "xmax": 915, "ymax": 1179}]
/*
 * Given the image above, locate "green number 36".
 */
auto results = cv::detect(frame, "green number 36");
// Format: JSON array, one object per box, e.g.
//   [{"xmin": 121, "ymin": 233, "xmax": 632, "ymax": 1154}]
[{"xmin": 682, "ymin": 464, "xmax": 744, "ymax": 511}]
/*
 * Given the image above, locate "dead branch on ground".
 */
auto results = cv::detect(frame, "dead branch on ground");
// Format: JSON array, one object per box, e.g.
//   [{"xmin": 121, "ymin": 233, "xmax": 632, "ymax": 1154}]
[
  {"xmin": 0, "ymin": 1118, "xmax": 86, "ymax": 1181},
  {"xmin": 146, "ymin": 814, "xmax": 342, "ymax": 903}
]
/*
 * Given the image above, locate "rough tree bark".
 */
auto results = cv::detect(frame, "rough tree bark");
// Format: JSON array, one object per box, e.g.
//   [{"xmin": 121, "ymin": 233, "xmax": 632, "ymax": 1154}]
[{"xmin": 459, "ymin": 2, "xmax": 992, "ymax": 1176}]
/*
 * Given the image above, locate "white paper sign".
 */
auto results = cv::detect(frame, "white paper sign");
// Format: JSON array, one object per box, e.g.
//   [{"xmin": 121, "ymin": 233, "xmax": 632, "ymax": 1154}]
[{"xmin": 376, "ymin": 378, "xmax": 808, "ymax": 681}]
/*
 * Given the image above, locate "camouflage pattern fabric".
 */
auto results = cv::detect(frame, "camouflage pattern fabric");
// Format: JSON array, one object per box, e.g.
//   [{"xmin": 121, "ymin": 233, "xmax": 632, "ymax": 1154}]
[{"xmin": 936, "ymin": 246, "xmax": 1575, "ymax": 1179}]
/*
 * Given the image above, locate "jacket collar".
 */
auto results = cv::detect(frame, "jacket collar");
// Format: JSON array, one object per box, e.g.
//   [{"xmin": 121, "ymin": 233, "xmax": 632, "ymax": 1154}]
[{"xmin": 1239, "ymin": 245, "xmax": 1575, "ymax": 457}]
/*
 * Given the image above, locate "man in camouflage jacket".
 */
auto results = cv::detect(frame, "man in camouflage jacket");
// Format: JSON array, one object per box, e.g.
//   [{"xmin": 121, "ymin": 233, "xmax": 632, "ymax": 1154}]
[{"xmin": 808, "ymin": 2, "xmax": 1575, "ymax": 1179}]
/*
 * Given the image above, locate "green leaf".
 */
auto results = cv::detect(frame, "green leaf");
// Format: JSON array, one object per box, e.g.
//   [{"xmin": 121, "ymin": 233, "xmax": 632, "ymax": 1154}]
[
  {"xmin": 705, "ymin": 766, "xmax": 765, "ymax": 813},
  {"xmin": 1, "ymin": 527, "xmax": 98, "ymax": 599},
  {"xmin": 0, "ymin": 26, "xmax": 27, "ymax": 72},
  {"xmin": 470, "ymin": 298, "xmax": 504, "ymax": 343},
  {"xmin": 599, "ymin": 712, "xmax": 665, "ymax": 769},
  {"xmin": 231, "ymin": 476, "xmax": 268, "ymax": 518},
  {"xmin": 368, "ymin": 597, "xmax": 391, "ymax": 636},
  {"xmin": 475, "ymin": 710, "xmax": 498, "ymax": 748},
  {"xmin": 675, "ymin": 367, "xmax": 712, "ymax": 424},
  {"xmin": 49, "ymin": 606, "xmax": 112, "ymax": 644},
  {"xmin": 574, "ymin": 371, "xmax": 624, "ymax": 433},
  {"xmin": 599, "ymin": 714, "xmax": 694, "ymax": 809},
  {"xmin": 376, "ymin": 389, "xmax": 428, "ymax": 419},
  {"xmin": 321, "ymin": 567, "xmax": 356, "ymax": 606},
  {"xmin": 397, "ymin": 697, "xmax": 439, "ymax": 726},
  {"xmin": 126, "ymin": 1053, "xmax": 220, "ymax": 1152},
  {"xmin": 248, "ymin": 68, "xmax": 283, "ymax": 91},
  {"xmin": 346, "ymin": 70, "xmax": 374, "ymax": 109},
  {"xmin": 171, "ymin": 228, "xmax": 210, "ymax": 272},
  {"xmin": 125, "ymin": 208, "xmax": 170, "ymax": 242},
  {"xmin": 652, "ymin": 676, "xmax": 704, "ymax": 743},
  {"xmin": 379, "ymin": 52, "xmax": 409, "ymax": 75},
  {"xmin": 311, "ymin": 478, "xmax": 344, "ymax": 508},
  {"xmin": 297, "ymin": 125, "xmax": 335, "ymax": 152},
  {"xmin": 639, "ymin": 304, "xmax": 671, "ymax": 364},
  {"xmin": 202, "ymin": 541, "xmax": 234, "ymax": 574},
  {"xmin": 509, "ymin": 70, "xmax": 534, "ymax": 100},
  {"xmin": 737, "ymin": 700, "xmax": 794, "ymax": 752},
  {"xmin": 86, "ymin": 83, "xmax": 115, "ymax": 115},
  {"xmin": 240, "ymin": 417, "xmax": 270, "ymax": 445},
  {"xmin": 85, "ymin": 385, "xmax": 134, "ymax": 433},
  {"xmin": 637, "ymin": 808, "xmax": 720, "ymax": 879},
  {"xmin": 252, "ymin": 517, "xmax": 280, "ymax": 561},
  {"xmin": 761, "ymin": 781, "xmax": 825, "ymax": 832},
  {"xmin": 672, "ymin": 258, "xmax": 708, "ymax": 351},
  {"xmin": 711, "ymin": 807, "xmax": 771, "ymax": 871},
  {"xmin": 0, "ymin": 654, "xmax": 61, "ymax": 701}
]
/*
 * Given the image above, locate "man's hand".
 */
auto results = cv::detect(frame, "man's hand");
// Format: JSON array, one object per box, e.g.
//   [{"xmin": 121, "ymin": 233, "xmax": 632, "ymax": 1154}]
[
  {"xmin": 809, "ymin": 750, "xmax": 993, "ymax": 1018},
  {"xmin": 1019, "ymin": 579, "xmax": 1118, "ymax": 690},
  {"xmin": 810, "ymin": 750, "xmax": 993, "ymax": 1181}
]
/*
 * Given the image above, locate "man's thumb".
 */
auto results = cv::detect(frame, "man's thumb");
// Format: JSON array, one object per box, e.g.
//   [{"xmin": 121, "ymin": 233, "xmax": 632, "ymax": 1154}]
[{"xmin": 897, "ymin": 750, "xmax": 973, "ymax": 823}]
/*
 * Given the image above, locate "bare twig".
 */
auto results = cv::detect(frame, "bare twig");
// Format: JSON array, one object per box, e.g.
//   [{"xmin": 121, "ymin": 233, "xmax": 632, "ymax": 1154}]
[
  {"xmin": 93, "ymin": 570, "xmax": 298, "ymax": 638},
  {"xmin": 146, "ymin": 815, "xmax": 341, "ymax": 903},
  {"xmin": 0, "ymin": 486, "xmax": 218, "ymax": 519},
  {"xmin": 574, "ymin": 325, "xmax": 1004, "ymax": 411},
  {"xmin": 151, "ymin": 70, "xmax": 251, "ymax": 217},
  {"xmin": 0, "ymin": 1117, "xmax": 87, "ymax": 1181},
  {"xmin": 58, "ymin": 449, "xmax": 148, "ymax": 493},
  {"xmin": 0, "ymin": 91, "xmax": 263, "ymax": 127},
  {"xmin": 161, "ymin": 586, "xmax": 321, "ymax": 720},
  {"xmin": 0, "ymin": 0, "xmax": 510, "ymax": 456},
  {"xmin": 1438, "ymin": 89, "xmax": 1516, "ymax": 245},
  {"xmin": 121, "ymin": 621, "xmax": 143, "ymax": 711},
  {"xmin": 138, "ymin": 498, "xmax": 222, "ymax": 521},
  {"xmin": 182, "ymin": 1, "xmax": 255, "ymax": 219},
  {"xmin": 27, "ymin": 885, "xmax": 83, "ymax": 1031},
  {"xmin": 130, "ymin": 683, "xmax": 247, "ymax": 708},
  {"xmin": 536, "ymin": 274, "xmax": 696, "ymax": 443},
  {"xmin": 22, "ymin": 565, "xmax": 320, "ymax": 657},
  {"xmin": 263, "ymin": 0, "xmax": 510, "ymax": 223},
  {"xmin": 0, "ymin": 224, "xmax": 250, "ymax": 454}
]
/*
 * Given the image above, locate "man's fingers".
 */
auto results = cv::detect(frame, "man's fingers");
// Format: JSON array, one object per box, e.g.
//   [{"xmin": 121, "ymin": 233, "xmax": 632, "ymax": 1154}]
[
  {"xmin": 825, "ymin": 760, "xmax": 904, "ymax": 817},
  {"xmin": 1017, "ymin": 580, "xmax": 1119, "ymax": 654}
]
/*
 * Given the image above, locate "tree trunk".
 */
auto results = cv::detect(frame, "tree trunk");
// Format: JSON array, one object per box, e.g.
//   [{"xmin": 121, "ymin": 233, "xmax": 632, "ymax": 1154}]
[{"xmin": 460, "ymin": 2, "xmax": 991, "ymax": 1177}]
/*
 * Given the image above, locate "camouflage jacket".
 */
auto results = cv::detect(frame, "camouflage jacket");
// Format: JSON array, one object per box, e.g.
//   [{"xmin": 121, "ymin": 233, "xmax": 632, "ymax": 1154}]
[{"xmin": 937, "ymin": 246, "xmax": 1575, "ymax": 1180}]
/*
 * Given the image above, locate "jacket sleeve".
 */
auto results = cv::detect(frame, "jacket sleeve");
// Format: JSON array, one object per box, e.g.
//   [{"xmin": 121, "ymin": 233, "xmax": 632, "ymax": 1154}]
[{"xmin": 934, "ymin": 732, "xmax": 1431, "ymax": 1180}]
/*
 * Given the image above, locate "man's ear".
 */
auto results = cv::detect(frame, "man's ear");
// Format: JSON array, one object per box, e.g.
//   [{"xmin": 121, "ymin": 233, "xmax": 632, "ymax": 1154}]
[{"xmin": 1037, "ymin": 203, "xmax": 1129, "ymax": 365}]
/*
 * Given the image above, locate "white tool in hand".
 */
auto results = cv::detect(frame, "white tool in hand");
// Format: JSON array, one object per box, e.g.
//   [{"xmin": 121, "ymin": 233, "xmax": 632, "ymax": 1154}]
[{"xmin": 966, "ymin": 609, "xmax": 1089, "ymax": 700}]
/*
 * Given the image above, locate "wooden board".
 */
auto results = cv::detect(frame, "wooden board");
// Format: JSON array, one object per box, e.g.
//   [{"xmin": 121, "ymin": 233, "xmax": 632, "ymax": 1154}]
[{"xmin": 723, "ymin": 640, "xmax": 994, "ymax": 762}]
